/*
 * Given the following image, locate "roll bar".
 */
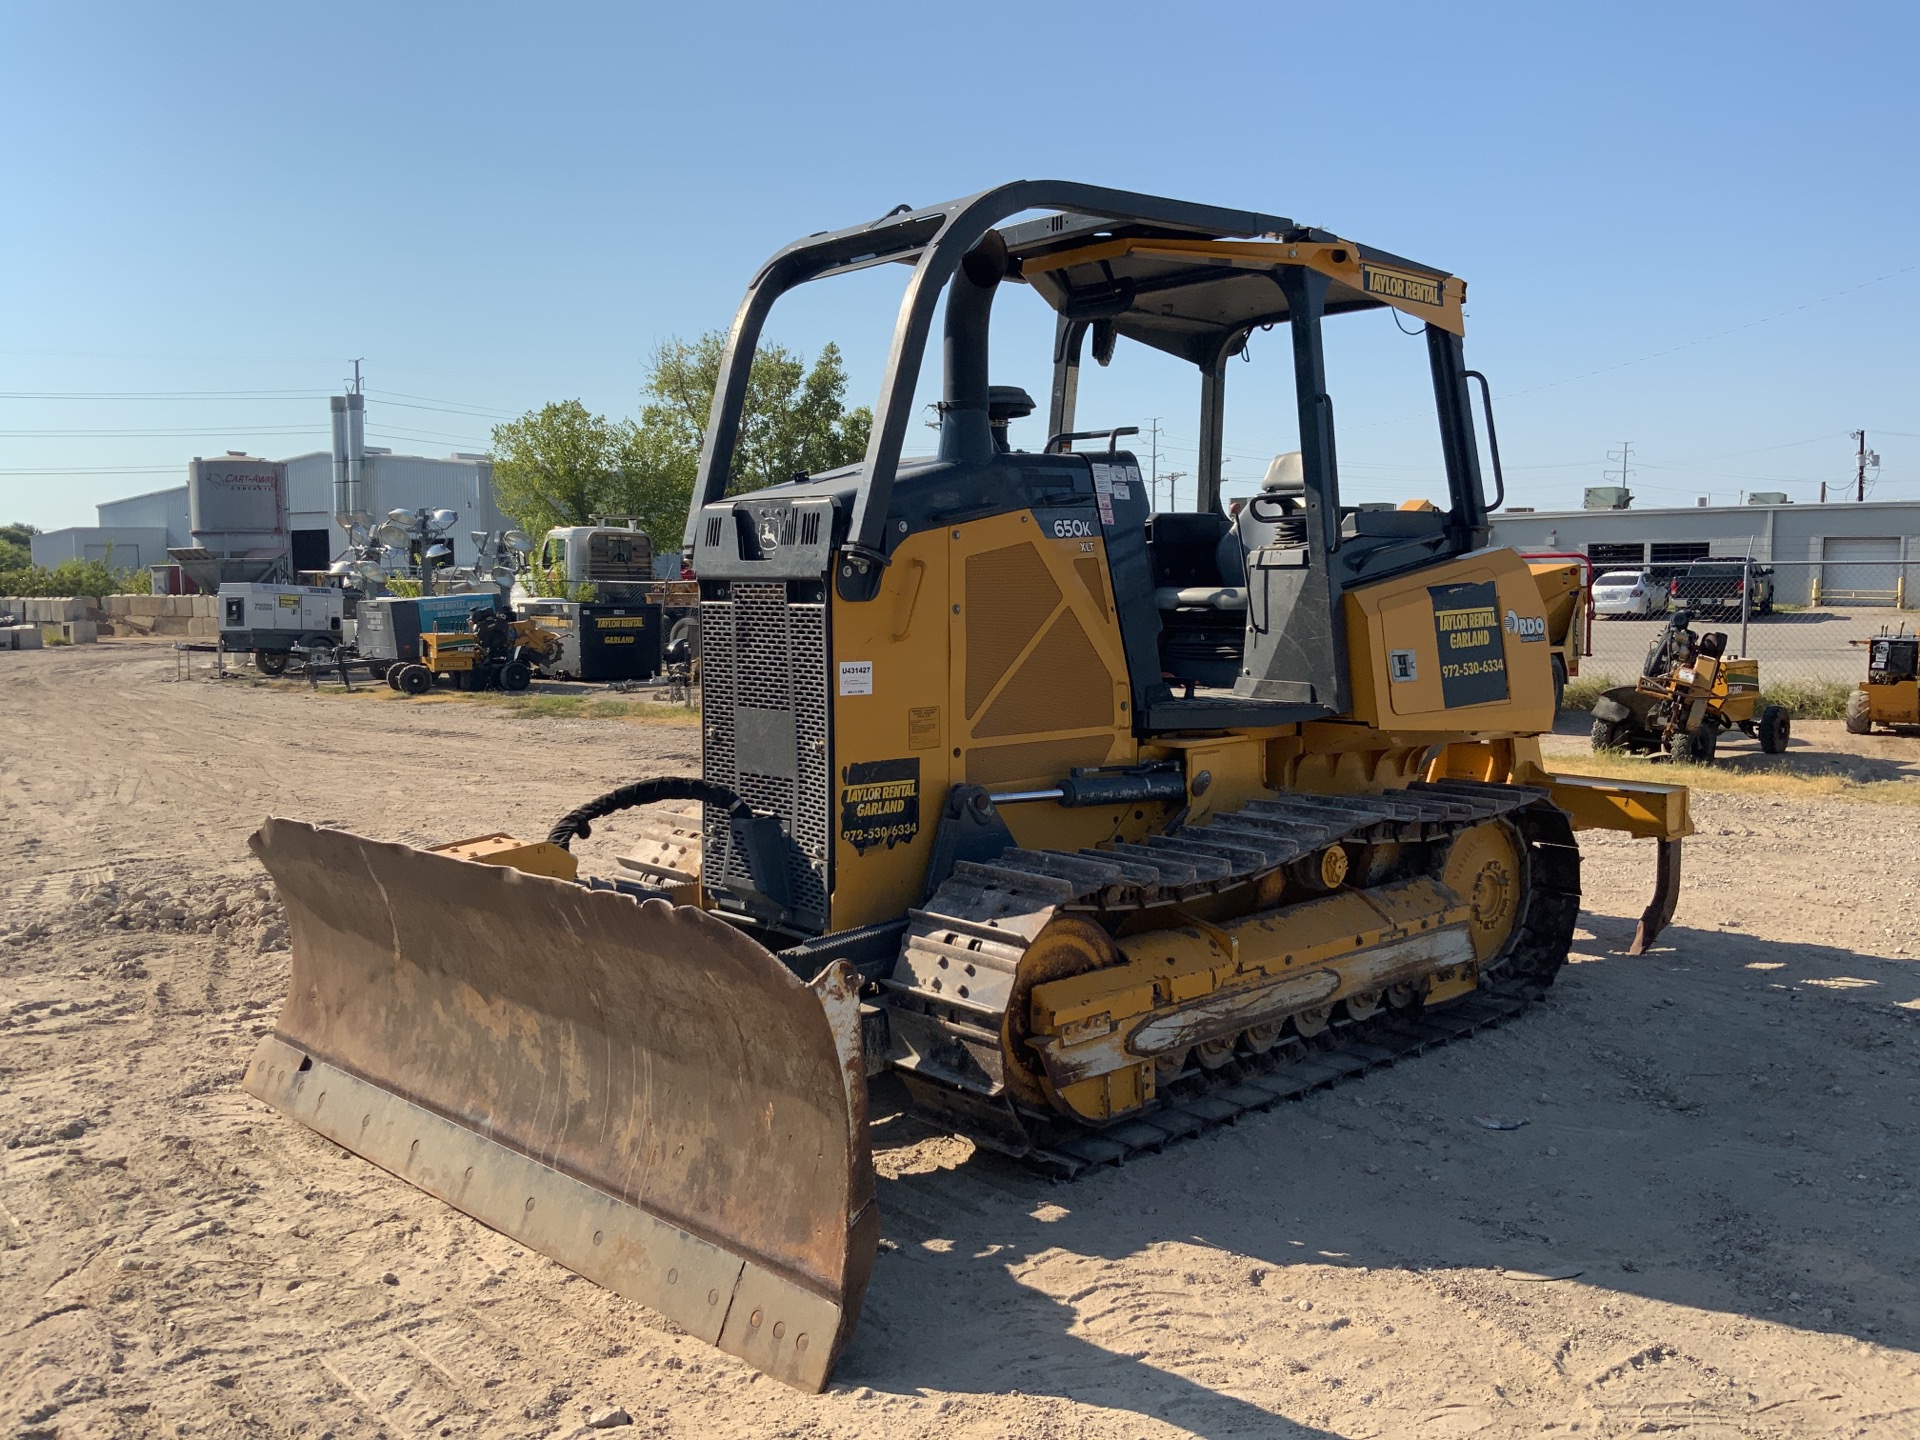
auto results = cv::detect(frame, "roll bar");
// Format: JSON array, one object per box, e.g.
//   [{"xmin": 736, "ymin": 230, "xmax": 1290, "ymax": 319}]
[{"xmin": 680, "ymin": 182, "xmax": 1295, "ymax": 560}]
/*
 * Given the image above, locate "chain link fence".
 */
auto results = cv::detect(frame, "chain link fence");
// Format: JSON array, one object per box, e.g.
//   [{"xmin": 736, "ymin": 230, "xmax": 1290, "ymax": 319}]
[{"xmin": 1578, "ymin": 558, "xmax": 1915, "ymax": 707}]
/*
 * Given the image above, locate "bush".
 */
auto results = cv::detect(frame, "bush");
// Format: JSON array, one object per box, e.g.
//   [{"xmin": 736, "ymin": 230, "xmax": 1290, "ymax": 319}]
[
  {"xmin": 1559, "ymin": 671, "xmax": 1851, "ymax": 720},
  {"xmin": 1561, "ymin": 672, "xmax": 1618, "ymax": 712},
  {"xmin": 1758, "ymin": 679, "xmax": 1852, "ymax": 721},
  {"xmin": 0, "ymin": 558, "xmax": 149, "ymax": 599}
]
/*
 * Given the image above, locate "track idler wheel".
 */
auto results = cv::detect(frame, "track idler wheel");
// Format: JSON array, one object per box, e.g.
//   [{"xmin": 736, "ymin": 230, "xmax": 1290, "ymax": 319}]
[
  {"xmin": 1438, "ymin": 819, "xmax": 1525, "ymax": 963},
  {"xmin": 999, "ymin": 916, "xmax": 1118, "ymax": 1110}
]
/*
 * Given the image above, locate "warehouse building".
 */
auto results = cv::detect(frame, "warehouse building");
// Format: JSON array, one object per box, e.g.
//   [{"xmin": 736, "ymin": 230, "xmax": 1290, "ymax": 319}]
[
  {"xmin": 32, "ymin": 395, "xmax": 501, "ymax": 582},
  {"xmin": 1489, "ymin": 498, "xmax": 1920, "ymax": 606}
]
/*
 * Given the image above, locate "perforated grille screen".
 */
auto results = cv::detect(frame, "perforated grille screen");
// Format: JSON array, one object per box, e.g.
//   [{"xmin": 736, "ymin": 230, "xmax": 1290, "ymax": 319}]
[
  {"xmin": 965, "ymin": 542, "xmax": 1059, "ymax": 717},
  {"xmin": 700, "ymin": 582, "xmax": 830, "ymax": 931},
  {"xmin": 974, "ymin": 609, "xmax": 1114, "ymax": 738}
]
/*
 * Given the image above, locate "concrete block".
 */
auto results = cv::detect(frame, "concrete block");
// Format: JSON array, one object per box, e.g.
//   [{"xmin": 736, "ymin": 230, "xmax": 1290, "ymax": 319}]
[
  {"xmin": 4, "ymin": 624, "xmax": 42, "ymax": 649},
  {"xmin": 187, "ymin": 616, "xmax": 218, "ymax": 638},
  {"xmin": 104, "ymin": 594, "xmax": 133, "ymax": 616},
  {"xmin": 61, "ymin": 620, "xmax": 98, "ymax": 643},
  {"xmin": 52, "ymin": 596, "xmax": 87, "ymax": 621},
  {"xmin": 128, "ymin": 595, "xmax": 156, "ymax": 617},
  {"xmin": 166, "ymin": 596, "xmax": 197, "ymax": 618},
  {"xmin": 193, "ymin": 593, "xmax": 217, "ymax": 618},
  {"xmin": 152, "ymin": 614, "xmax": 192, "ymax": 636}
]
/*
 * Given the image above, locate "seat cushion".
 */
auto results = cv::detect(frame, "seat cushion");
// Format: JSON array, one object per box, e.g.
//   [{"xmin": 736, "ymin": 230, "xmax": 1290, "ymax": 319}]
[{"xmin": 1154, "ymin": 585, "xmax": 1248, "ymax": 612}]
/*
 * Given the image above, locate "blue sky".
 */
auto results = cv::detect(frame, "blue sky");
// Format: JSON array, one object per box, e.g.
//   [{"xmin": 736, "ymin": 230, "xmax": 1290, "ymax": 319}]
[{"xmin": 2, "ymin": 1, "xmax": 1914, "ymax": 532}]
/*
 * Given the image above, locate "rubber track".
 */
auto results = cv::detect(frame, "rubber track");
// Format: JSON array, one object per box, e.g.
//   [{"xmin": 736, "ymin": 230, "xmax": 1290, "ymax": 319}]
[{"xmin": 888, "ymin": 782, "xmax": 1582, "ymax": 1178}]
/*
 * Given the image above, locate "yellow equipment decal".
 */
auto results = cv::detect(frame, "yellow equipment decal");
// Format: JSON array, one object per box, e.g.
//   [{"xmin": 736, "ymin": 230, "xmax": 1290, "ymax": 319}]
[
  {"xmin": 1430, "ymin": 580, "xmax": 1508, "ymax": 706},
  {"xmin": 1362, "ymin": 264, "xmax": 1443, "ymax": 308},
  {"xmin": 839, "ymin": 758, "xmax": 919, "ymax": 853},
  {"xmin": 595, "ymin": 615, "xmax": 648, "ymax": 630}
]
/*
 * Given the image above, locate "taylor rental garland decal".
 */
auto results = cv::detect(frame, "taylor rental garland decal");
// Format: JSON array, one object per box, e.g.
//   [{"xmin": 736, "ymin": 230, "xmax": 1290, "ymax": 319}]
[{"xmin": 1429, "ymin": 580, "xmax": 1508, "ymax": 707}]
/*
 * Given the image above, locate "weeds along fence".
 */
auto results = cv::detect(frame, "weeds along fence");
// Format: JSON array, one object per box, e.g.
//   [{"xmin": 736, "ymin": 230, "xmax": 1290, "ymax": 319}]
[{"xmin": 1577, "ymin": 558, "xmax": 1916, "ymax": 715}]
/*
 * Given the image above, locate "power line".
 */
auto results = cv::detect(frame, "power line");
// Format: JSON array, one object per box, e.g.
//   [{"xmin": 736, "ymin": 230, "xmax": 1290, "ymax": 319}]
[
  {"xmin": 0, "ymin": 425, "xmax": 326, "ymax": 438},
  {"xmin": 0, "ymin": 465, "xmax": 183, "ymax": 475},
  {"xmin": 365, "ymin": 386, "xmax": 517, "ymax": 418},
  {"xmin": 0, "ymin": 388, "xmax": 331, "ymax": 401}
]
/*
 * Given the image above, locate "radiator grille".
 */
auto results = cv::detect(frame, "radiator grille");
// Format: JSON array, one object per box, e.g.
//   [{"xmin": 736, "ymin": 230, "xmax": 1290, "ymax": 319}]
[{"xmin": 700, "ymin": 582, "xmax": 829, "ymax": 931}]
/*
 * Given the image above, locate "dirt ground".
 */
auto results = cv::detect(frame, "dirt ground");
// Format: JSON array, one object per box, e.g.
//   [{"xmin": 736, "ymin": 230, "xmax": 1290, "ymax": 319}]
[{"xmin": 4, "ymin": 642, "xmax": 1918, "ymax": 1440}]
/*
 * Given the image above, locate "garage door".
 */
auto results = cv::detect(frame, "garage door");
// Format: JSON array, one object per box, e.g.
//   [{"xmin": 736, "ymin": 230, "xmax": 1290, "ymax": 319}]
[{"xmin": 1822, "ymin": 536, "xmax": 1902, "ymax": 606}]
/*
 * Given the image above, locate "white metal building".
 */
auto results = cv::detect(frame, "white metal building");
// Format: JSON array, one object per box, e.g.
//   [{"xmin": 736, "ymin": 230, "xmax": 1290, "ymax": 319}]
[
  {"xmin": 34, "ymin": 449, "xmax": 501, "ymax": 576},
  {"xmin": 1489, "ymin": 498, "xmax": 1920, "ymax": 606},
  {"xmin": 280, "ymin": 448, "xmax": 504, "ymax": 572}
]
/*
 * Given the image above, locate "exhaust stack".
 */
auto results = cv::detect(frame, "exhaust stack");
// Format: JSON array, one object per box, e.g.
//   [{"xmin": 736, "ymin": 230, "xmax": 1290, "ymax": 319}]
[
  {"xmin": 329, "ymin": 397, "xmax": 353, "ymax": 527},
  {"xmin": 341, "ymin": 393, "xmax": 369, "ymax": 526}
]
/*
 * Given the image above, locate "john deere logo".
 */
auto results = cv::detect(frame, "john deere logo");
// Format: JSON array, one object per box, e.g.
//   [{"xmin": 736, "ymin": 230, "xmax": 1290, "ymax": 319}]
[{"xmin": 758, "ymin": 517, "xmax": 781, "ymax": 553}]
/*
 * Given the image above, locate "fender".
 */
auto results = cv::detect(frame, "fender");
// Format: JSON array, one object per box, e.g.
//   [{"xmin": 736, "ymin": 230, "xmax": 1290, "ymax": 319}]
[{"xmin": 1591, "ymin": 690, "xmax": 1635, "ymax": 725}]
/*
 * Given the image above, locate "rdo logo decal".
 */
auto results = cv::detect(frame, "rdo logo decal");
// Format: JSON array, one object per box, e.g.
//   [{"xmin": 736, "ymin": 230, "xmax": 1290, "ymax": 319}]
[{"xmin": 1504, "ymin": 609, "xmax": 1547, "ymax": 642}]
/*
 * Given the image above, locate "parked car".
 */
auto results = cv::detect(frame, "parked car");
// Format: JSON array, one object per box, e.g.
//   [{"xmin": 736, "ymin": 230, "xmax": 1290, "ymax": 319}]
[
  {"xmin": 1592, "ymin": 568, "xmax": 1669, "ymax": 618},
  {"xmin": 1670, "ymin": 559, "xmax": 1773, "ymax": 618}
]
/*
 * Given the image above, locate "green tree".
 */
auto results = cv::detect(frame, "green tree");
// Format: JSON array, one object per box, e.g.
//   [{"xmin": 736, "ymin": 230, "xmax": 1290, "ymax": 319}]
[
  {"xmin": 489, "ymin": 336, "xmax": 870, "ymax": 558},
  {"xmin": 639, "ymin": 333, "xmax": 870, "ymax": 494},
  {"xmin": 0, "ymin": 556, "xmax": 148, "ymax": 599},
  {"xmin": 489, "ymin": 400, "xmax": 626, "ymax": 538},
  {"xmin": 0, "ymin": 522, "xmax": 39, "ymax": 572}
]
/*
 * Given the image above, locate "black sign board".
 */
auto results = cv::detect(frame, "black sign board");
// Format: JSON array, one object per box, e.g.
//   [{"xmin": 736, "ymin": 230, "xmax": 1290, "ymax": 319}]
[
  {"xmin": 839, "ymin": 758, "xmax": 920, "ymax": 853},
  {"xmin": 1429, "ymin": 580, "xmax": 1508, "ymax": 708}
]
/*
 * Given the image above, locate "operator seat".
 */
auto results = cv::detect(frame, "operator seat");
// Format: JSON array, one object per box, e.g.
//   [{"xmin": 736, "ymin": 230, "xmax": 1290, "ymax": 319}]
[
  {"xmin": 1151, "ymin": 453, "xmax": 1306, "ymax": 689},
  {"xmin": 1152, "ymin": 452, "xmax": 1304, "ymax": 611}
]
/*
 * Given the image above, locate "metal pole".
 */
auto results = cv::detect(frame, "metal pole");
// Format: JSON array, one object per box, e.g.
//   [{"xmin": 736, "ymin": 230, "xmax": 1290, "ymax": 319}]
[
  {"xmin": 1855, "ymin": 429, "xmax": 1867, "ymax": 502},
  {"xmin": 1740, "ymin": 552, "xmax": 1751, "ymax": 656},
  {"xmin": 1148, "ymin": 418, "xmax": 1161, "ymax": 511}
]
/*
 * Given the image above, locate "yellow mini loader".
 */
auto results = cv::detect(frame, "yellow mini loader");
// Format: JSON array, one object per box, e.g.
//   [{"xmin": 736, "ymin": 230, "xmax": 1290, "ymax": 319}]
[
  {"xmin": 1590, "ymin": 610, "xmax": 1789, "ymax": 761},
  {"xmin": 241, "ymin": 184, "xmax": 1690, "ymax": 1391},
  {"xmin": 1846, "ymin": 628, "xmax": 1920, "ymax": 733},
  {"xmin": 386, "ymin": 605, "xmax": 561, "ymax": 694}
]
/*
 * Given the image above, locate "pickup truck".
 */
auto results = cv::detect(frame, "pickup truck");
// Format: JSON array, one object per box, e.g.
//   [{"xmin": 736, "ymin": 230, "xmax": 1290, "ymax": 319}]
[{"xmin": 1670, "ymin": 559, "xmax": 1773, "ymax": 619}]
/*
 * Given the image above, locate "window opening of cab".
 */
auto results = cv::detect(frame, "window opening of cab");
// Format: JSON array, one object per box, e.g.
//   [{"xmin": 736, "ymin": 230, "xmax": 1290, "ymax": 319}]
[{"xmin": 1317, "ymin": 307, "xmax": 1453, "ymax": 517}]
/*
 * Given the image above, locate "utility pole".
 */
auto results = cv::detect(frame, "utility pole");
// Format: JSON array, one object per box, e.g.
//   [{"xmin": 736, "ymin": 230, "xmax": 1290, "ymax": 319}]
[
  {"xmin": 1604, "ymin": 440, "xmax": 1635, "ymax": 490},
  {"xmin": 1851, "ymin": 429, "xmax": 1879, "ymax": 502},
  {"xmin": 349, "ymin": 358, "xmax": 363, "ymax": 395},
  {"xmin": 1147, "ymin": 418, "xmax": 1162, "ymax": 510},
  {"xmin": 1163, "ymin": 470, "xmax": 1188, "ymax": 513}
]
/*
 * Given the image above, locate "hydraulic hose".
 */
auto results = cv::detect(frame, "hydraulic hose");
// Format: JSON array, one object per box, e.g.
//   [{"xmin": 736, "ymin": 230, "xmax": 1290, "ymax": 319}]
[{"xmin": 547, "ymin": 777, "xmax": 751, "ymax": 850}]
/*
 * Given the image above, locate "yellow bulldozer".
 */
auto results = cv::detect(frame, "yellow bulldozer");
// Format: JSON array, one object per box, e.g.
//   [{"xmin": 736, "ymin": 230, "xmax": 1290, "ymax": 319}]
[{"xmin": 240, "ymin": 184, "xmax": 1691, "ymax": 1392}]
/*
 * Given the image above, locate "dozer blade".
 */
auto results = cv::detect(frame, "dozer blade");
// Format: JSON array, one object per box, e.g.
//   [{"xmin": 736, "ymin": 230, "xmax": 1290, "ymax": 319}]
[{"xmin": 240, "ymin": 819, "xmax": 876, "ymax": 1392}]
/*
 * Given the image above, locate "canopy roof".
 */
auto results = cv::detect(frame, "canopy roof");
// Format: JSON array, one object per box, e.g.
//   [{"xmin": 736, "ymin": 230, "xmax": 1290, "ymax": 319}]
[{"xmin": 1003, "ymin": 212, "xmax": 1465, "ymax": 366}]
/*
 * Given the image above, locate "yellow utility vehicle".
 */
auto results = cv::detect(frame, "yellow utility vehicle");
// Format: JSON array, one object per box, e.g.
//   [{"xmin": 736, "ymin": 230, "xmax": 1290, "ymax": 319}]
[
  {"xmin": 1590, "ymin": 610, "xmax": 1788, "ymax": 761},
  {"xmin": 387, "ymin": 605, "xmax": 561, "ymax": 695},
  {"xmin": 240, "ymin": 184, "xmax": 1691, "ymax": 1391},
  {"xmin": 1525, "ymin": 553, "xmax": 1591, "ymax": 711},
  {"xmin": 1846, "ymin": 628, "xmax": 1920, "ymax": 734}
]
